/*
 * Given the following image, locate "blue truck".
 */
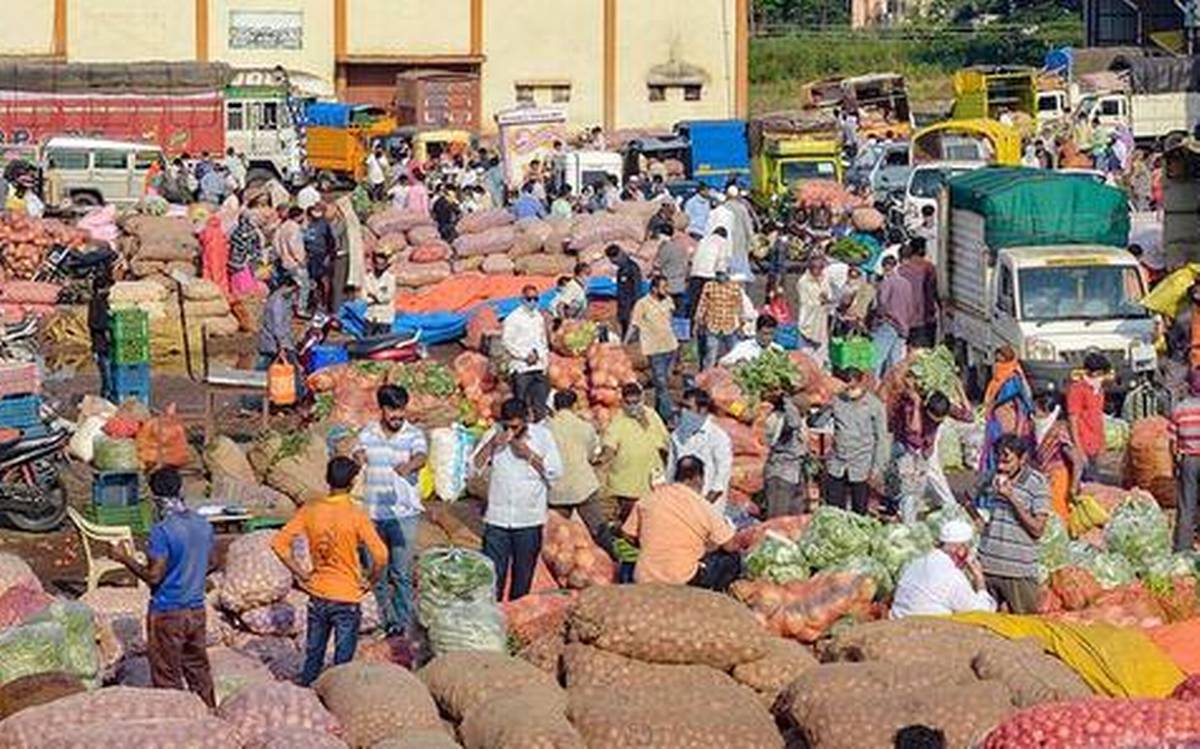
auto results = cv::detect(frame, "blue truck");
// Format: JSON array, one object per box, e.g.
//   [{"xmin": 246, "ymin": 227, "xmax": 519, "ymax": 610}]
[{"xmin": 623, "ymin": 119, "xmax": 750, "ymax": 193}]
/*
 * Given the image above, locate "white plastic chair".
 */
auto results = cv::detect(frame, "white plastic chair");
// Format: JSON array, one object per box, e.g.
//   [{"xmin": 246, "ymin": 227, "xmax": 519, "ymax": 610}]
[{"xmin": 66, "ymin": 506, "xmax": 146, "ymax": 592}]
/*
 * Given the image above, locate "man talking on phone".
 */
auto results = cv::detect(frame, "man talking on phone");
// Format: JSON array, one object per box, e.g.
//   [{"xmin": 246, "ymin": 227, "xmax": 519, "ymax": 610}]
[
  {"xmin": 473, "ymin": 398, "xmax": 563, "ymax": 601},
  {"xmin": 890, "ymin": 519, "xmax": 995, "ymax": 618}
]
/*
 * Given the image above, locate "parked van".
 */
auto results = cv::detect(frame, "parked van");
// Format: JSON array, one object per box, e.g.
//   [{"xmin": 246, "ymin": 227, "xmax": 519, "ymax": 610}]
[
  {"xmin": 42, "ymin": 136, "xmax": 163, "ymax": 208},
  {"xmin": 560, "ymin": 150, "xmax": 622, "ymax": 195}
]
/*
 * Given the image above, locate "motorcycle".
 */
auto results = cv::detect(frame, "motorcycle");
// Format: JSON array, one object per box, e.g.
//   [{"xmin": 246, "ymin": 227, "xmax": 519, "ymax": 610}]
[
  {"xmin": 0, "ymin": 414, "xmax": 71, "ymax": 533},
  {"xmin": 298, "ymin": 312, "xmax": 424, "ymax": 373}
]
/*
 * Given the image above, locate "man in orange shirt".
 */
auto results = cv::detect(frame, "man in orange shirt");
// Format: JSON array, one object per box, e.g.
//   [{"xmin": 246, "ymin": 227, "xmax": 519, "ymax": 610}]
[
  {"xmin": 1065, "ymin": 353, "xmax": 1111, "ymax": 480},
  {"xmin": 272, "ymin": 457, "xmax": 388, "ymax": 686},
  {"xmin": 620, "ymin": 455, "xmax": 740, "ymax": 591}
]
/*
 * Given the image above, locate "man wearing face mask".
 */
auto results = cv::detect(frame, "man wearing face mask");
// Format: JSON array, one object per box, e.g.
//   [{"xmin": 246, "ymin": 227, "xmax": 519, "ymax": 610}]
[
  {"xmin": 890, "ymin": 520, "xmax": 995, "ymax": 618},
  {"xmin": 598, "ymin": 383, "xmax": 671, "ymax": 523},
  {"xmin": 764, "ymin": 386, "xmax": 810, "ymax": 519},
  {"xmin": 502, "ymin": 285, "xmax": 550, "ymax": 413},
  {"xmin": 628, "ymin": 275, "xmax": 679, "ymax": 422},
  {"xmin": 669, "ymin": 389, "xmax": 733, "ymax": 517},
  {"xmin": 820, "ymin": 367, "xmax": 889, "ymax": 515},
  {"xmin": 1065, "ymin": 353, "xmax": 1111, "ymax": 481}
]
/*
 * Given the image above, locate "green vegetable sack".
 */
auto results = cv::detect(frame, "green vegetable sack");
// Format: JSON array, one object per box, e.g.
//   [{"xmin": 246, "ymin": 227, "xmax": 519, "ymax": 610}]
[
  {"xmin": 831, "ymin": 556, "xmax": 894, "ymax": 598},
  {"xmin": 1086, "ymin": 552, "xmax": 1137, "ymax": 590},
  {"xmin": 744, "ymin": 533, "xmax": 810, "ymax": 584},
  {"xmin": 1038, "ymin": 515, "xmax": 1071, "ymax": 575},
  {"xmin": 908, "ymin": 346, "xmax": 963, "ymax": 402},
  {"xmin": 733, "ymin": 349, "xmax": 802, "ymax": 403},
  {"xmin": 799, "ymin": 507, "xmax": 879, "ymax": 571},
  {"xmin": 1104, "ymin": 498, "xmax": 1171, "ymax": 573},
  {"xmin": 871, "ymin": 522, "xmax": 934, "ymax": 579}
]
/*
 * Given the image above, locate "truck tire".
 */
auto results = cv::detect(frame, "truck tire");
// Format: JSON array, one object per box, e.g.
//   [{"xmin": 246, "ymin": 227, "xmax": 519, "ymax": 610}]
[
  {"xmin": 1164, "ymin": 131, "xmax": 1188, "ymax": 152},
  {"xmin": 69, "ymin": 191, "xmax": 102, "ymax": 208},
  {"xmin": 244, "ymin": 168, "xmax": 277, "ymax": 191}
]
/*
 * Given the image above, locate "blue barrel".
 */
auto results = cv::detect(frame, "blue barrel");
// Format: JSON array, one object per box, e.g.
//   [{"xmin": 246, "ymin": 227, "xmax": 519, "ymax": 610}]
[{"xmin": 307, "ymin": 344, "xmax": 349, "ymax": 373}]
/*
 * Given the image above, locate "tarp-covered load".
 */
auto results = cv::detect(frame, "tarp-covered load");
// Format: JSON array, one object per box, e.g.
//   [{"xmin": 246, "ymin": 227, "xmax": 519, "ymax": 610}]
[
  {"xmin": 0, "ymin": 61, "xmax": 235, "ymax": 94},
  {"xmin": 948, "ymin": 167, "xmax": 1131, "ymax": 250},
  {"xmin": 1110, "ymin": 55, "xmax": 1200, "ymax": 95}
]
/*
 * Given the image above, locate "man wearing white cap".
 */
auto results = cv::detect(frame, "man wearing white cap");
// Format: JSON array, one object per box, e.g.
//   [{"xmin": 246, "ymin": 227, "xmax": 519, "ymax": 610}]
[{"xmin": 889, "ymin": 519, "xmax": 996, "ymax": 619}]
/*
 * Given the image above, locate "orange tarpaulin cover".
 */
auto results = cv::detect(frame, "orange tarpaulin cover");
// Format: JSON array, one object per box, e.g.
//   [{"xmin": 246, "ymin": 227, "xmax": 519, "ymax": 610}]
[
  {"xmin": 1148, "ymin": 619, "xmax": 1200, "ymax": 675},
  {"xmin": 393, "ymin": 273, "xmax": 558, "ymax": 314}
]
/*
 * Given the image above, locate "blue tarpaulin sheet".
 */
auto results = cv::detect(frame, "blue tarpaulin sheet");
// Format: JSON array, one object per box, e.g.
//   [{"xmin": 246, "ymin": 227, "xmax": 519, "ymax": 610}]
[{"xmin": 338, "ymin": 277, "xmax": 622, "ymax": 344}]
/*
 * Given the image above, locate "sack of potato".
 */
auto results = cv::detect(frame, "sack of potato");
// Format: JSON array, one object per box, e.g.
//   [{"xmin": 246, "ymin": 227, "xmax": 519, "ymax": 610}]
[
  {"xmin": 0, "ymin": 687, "xmax": 210, "ymax": 749},
  {"xmin": 218, "ymin": 531, "xmax": 294, "ymax": 614},
  {"xmin": 561, "ymin": 643, "xmax": 735, "ymax": 692},
  {"xmin": 313, "ymin": 662, "xmax": 444, "ymax": 748},
  {"xmin": 217, "ymin": 681, "xmax": 342, "ymax": 746},
  {"xmin": 418, "ymin": 651, "xmax": 558, "ymax": 723}
]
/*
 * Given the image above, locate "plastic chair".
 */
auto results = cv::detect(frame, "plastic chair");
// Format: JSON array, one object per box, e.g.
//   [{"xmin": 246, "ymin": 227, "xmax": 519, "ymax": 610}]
[{"xmin": 65, "ymin": 506, "xmax": 146, "ymax": 592}]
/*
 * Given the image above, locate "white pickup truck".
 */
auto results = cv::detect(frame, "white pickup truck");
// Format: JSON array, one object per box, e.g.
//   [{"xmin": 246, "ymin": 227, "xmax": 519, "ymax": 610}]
[{"xmin": 937, "ymin": 169, "xmax": 1156, "ymax": 394}]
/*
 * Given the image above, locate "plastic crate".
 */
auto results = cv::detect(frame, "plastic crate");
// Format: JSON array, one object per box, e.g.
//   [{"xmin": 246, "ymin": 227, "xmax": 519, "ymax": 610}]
[
  {"xmin": 91, "ymin": 471, "xmax": 140, "ymax": 508},
  {"xmin": 107, "ymin": 362, "xmax": 151, "ymax": 406},
  {"xmin": 0, "ymin": 394, "xmax": 41, "ymax": 430},
  {"xmin": 83, "ymin": 501, "xmax": 154, "ymax": 535},
  {"xmin": 110, "ymin": 309, "xmax": 149, "ymax": 345},
  {"xmin": 306, "ymin": 344, "xmax": 349, "ymax": 374},
  {"xmin": 112, "ymin": 336, "xmax": 150, "ymax": 366},
  {"xmin": 0, "ymin": 362, "xmax": 39, "ymax": 399},
  {"xmin": 829, "ymin": 336, "xmax": 876, "ymax": 373}
]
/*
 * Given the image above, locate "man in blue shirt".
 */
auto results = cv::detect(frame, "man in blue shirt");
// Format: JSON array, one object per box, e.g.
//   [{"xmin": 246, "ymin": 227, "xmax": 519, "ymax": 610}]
[
  {"xmin": 109, "ymin": 467, "xmax": 216, "ymax": 707},
  {"xmin": 512, "ymin": 182, "xmax": 547, "ymax": 220},
  {"xmin": 683, "ymin": 184, "xmax": 713, "ymax": 240}
]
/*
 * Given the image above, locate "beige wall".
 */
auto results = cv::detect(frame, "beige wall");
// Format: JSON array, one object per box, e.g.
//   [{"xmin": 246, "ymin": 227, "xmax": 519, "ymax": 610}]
[
  {"xmin": 68, "ymin": 0, "xmax": 194, "ymax": 62},
  {"xmin": 209, "ymin": 0, "xmax": 334, "ymax": 95},
  {"xmin": 479, "ymin": 0, "xmax": 605, "ymax": 133},
  {"xmin": 0, "ymin": 0, "xmax": 54, "ymax": 56},
  {"xmin": 349, "ymin": 0, "xmax": 471, "ymax": 56},
  {"xmin": 614, "ymin": 0, "xmax": 738, "ymax": 130}
]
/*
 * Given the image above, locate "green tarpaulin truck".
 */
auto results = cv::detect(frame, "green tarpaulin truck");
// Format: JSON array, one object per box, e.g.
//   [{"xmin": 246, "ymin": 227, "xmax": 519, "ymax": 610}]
[{"xmin": 936, "ymin": 168, "xmax": 1155, "ymax": 393}]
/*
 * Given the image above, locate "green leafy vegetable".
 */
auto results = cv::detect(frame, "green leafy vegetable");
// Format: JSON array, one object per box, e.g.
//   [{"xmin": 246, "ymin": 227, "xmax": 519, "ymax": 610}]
[
  {"xmin": 829, "ymin": 237, "xmax": 871, "ymax": 263},
  {"xmin": 1104, "ymin": 498, "xmax": 1171, "ymax": 573},
  {"xmin": 831, "ymin": 556, "xmax": 894, "ymax": 598},
  {"xmin": 562, "ymin": 321, "xmax": 598, "ymax": 356},
  {"xmin": 312, "ymin": 393, "xmax": 334, "ymax": 422},
  {"xmin": 871, "ymin": 522, "xmax": 934, "ymax": 579},
  {"xmin": 733, "ymin": 348, "xmax": 801, "ymax": 403},
  {"xmin": 1086, "ymin": 552, "xmax": 1137, "ymax": 590},
  {"xmin": 908, "ymin": 346, "xmax": 962, "ymax": 401},
  {"xmin": 744, "ymin": 534, "xmax": 810, "ymax": 583},
  {"xmin": 799, "ymin": 507, "xmax": 879, "ymax": 570}
]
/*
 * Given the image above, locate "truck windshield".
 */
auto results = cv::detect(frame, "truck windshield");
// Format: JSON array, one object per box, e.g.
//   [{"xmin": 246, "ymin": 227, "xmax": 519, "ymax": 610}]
[
  {"xmin": 1019, "ymin": 266, "xmax": 1147, "ymax": 321},
  {"xmin": 782, "ymin": 160, "xmax": 837, "ymax": 183}
]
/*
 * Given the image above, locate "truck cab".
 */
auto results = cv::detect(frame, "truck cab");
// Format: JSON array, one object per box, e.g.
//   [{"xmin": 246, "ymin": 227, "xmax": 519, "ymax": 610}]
[
  {"xmin": 1036, "ymin": 89, "xmax": 1071, "ymax": 124},
  {"xmin": 624, "ymin": 119, "xmax": 749, "ymax": 190},
  {"xmin": 751, "ymin": 138, "xmax": 842, "ymax": 204},
  {"xmin": 224, "ymin": 69, "xmax": 308, "ymax": 187},
  {"xmin": 560, "ymin": 150, "xmax": 623, "ymax": 195},
  {"xmin": 1074, "ymin": 93, "xmax": 1129, "ymax": 132},
  {"xmin": 845, "ymin": 141, "xmax": 910, "ymax": 194}
]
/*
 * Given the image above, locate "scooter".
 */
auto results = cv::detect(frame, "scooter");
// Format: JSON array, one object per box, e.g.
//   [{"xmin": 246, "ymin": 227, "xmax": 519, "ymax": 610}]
[
  {"xmin": 0, "ymin": 417, "xmax": 71, "ymax": 533},
  {"xmin": 298, "ymin": 312, "xmax": 424, "ymax": 373}
]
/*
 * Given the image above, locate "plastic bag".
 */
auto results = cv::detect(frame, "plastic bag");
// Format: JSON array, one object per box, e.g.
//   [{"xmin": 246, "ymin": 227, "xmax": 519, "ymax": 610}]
[
  {"xmin": 416, "ymin": 548, "xmax": 506, "ymax": 656},
  {"xmin": 135, "ymin": 404, "xmax": 189, "ymax": 468},
  {"xmin": 268, "ymin": 355, "xmax": 297, "ymax": 407},
  {"xmin": 92, "ymin": 436, "xmax": 139, "ymax": 471},
  {"xmin": 428, "ymin": 425, "xmax": 476, "ymax": 502},
  {"xmin": 0, "ymin": 621, "xmax": 68, "ymax": 687},
  {"xmin": 68, "ymin": 416, "xmax": 107, "ymax": 463},
  {"xmin": 24, "ymin": 601, "xmax": 99, "ymax": 686}
]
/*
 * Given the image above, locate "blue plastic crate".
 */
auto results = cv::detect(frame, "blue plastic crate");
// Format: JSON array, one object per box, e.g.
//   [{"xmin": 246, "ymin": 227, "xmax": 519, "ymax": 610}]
[
  {"xmin": 107, "ymin": 362, "xmax": 151, "ymax": 406},
  {"xmin": 0, "ymin": 394, "xmax": 41, "ymax": 430},
  {"xmin": 306, "ymin": 344, "xmax": 349, "ymax": 374},
  {"xmin": 92, "ymin": 471, "xmax": 140, "ymax": 508}
]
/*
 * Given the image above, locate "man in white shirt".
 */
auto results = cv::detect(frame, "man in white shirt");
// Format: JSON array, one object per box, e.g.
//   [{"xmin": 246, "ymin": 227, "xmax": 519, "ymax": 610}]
[
  {"xmin": 795, "ymin": 255, "xmax": 833, "ymax": 367},
  {"xmin": 361, "ymin": 251, "xmax": 397, "ymax": 334},
  {"xmin": 501, "ymin": 285, "xmax": 550, "ymax": 418},
  {"xmin": 223, "ymin": 148, "xmax": 247, "ymax": 192},
  {"xmin": 366, "ymin": 145, "xmax": 388, "ymax": 201},
  {"xmin": 721, "ymin": 314, "xmax": 782, "ymax": 368},
  {"xmin": 669, "ymin": 389, "xmax": 733, "ymax": 517},
  {"xmin": 473, "ymin": 398, "xmax": 564, "ymax": 600},
  {"xmin": 890, "ymin": 520, "xmax": 996, "ymax": 619}
]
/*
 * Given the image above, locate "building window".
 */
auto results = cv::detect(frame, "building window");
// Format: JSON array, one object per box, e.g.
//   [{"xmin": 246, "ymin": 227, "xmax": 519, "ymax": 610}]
[
  {"xmin": 515, "ymin": 83, "xmax": 571, "ymax": 106},
  {"xmin": 684, "ymin": 85, "xmax": 702, "ymax": 101},
  {"xmin": 550, "ymin": 85, "xmax": 571, "ymax": 104},
  {"xmin": 648, "ymin": 86, "xmax": 666, "ymax": 102},
  {"xmin": 515, "ymin": 85, "xmax": 536, "ymax": 105},
  {"xmin": 227, "ymin": 102, "xmax": 245, "ymax": 132}
]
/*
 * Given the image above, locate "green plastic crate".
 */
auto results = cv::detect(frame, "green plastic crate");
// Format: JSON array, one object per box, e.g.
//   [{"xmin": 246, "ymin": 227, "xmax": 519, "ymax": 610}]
[
  {"xmin": 112, "ymin": 336, "xmax": 150, "ymax": 365},
  {"xmin": 830, "ymin": 336, "xmax": 876, "ymax": 372},
  {"xmin": 110, "ymin": 309, "xmax": 149, "ymax": 345},
  {"xmin": 83, "ymin": 500, "xmax": 154, "ymax": 536}
]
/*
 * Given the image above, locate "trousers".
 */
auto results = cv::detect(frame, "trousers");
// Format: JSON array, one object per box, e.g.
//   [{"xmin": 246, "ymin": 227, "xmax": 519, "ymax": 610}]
[
  {"xmin": 483, "ymin": 524, "xmax": 543, "ymax": 601},
  {"xmin": 146, "ymin": 608, "xmax": 215, "ymax": 708}
]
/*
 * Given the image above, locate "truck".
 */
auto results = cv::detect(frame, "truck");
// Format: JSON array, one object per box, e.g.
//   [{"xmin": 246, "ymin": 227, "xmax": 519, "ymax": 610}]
[
  {"xmin": 748, "ymin": 113, "xmax": 841, "ymax": 205},
  {"xmin": 623, "ymin": 119, "xmax": 750, "ymax": 191},
  {"xmin": 800, "ymin": 73, "xmax": 913, "ymax": 139},
  {"xmin": 952, "ymin": 66, "xmax": 1038, "ymax": 122},
  {"xmin": 937, "ymin": 168, "xmax": 1155, "ymax": 394},
  {"xmin": 304, "ymin": 103, "xmax": 396, "ymax": 187},
  {"xmin": 559, "ymin": 150, "xmax": 623, "ymax": 195},
  {"xmin": 1074, "ymin": 56, "xmax": 1200, "ymax": 147},
  {"xmin": 0, "ymin": 61, "xmax": 303, "ymax": 189}
]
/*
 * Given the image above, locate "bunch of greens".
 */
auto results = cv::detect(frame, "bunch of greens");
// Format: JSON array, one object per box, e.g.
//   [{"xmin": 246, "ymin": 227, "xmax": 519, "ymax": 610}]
[
  {"xmin": 417, "ymin": 548, "xmax": 496, "ymax": 604},
  {"xmin": 831, "ymin": 556, "xmax": 894, "ymax": 598},
  {"xmin": 391, "ymin": 362, "xmax": 458, "ymax": 398},
  {"xmin": 871, "ymin": 523, "xmax": 934, "ymax": 579},
  {"xmin": 562, "ymin": 321, "xmax": 597, "ymax": 356},
  {"xmin": 909, "ymin": 346, "xmax": 962, "ymax": 401},
  {"xmin": 1104, "ymin": 498, "xmax": 1171, "ymax": 573},
  {"xmin": 1038, "ymin": 515, "xmax": 1071, "ymax": 574},
  {"xmin": 1086, "ymin": 552, "xmax": 1138, "ymax": 590},
  {"xmin": 1143, "ymin": 553, "xmax": 1196, "ymax": 596},
  {"xmin": 733, "ymin": 348, "xmax": 801, "ymax": 403},
  {"xmin": 829, "ymin": 237, "xmax": 872, "ymax": 264},
  {"xmin": 800, "ymin": 507, "xmax": 879, "ymax": 570},
  {"xmin": 745, "ymin": 534, "xmax": 810, "ymax": 583},
  {"xmin": 312, "ymin": 393, "xmax": 334, "ymax": 422}
]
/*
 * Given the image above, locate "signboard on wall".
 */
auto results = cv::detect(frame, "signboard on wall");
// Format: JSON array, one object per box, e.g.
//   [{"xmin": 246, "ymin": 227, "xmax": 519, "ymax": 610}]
[{"xmin": 229, "ymin": 11, "xmax": 303, "ymax": 50}]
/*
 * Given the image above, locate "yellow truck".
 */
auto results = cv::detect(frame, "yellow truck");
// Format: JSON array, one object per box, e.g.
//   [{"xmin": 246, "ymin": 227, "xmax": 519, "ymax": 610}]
[
  {"xmin": 952, "ymin": 66, "xmax": 1038, "ymax": 124},
  {"xmin": 750, "ymin": 114, "xmax": 843, "ymax": 205},
  {"xmin": 305, "ymin": 103, "xmax": 396, "ymax": 186}
]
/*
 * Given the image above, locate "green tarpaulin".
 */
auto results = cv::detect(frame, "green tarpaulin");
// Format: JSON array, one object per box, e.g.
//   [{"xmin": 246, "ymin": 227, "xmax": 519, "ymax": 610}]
[{"xmin": 948, "ymin": 167, "xmax": 1130, "ymax": 250}]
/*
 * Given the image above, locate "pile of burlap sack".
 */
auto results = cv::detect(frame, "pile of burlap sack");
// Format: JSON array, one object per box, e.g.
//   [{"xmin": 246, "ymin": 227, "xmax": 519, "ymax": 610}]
[
  {"xmin": 361, "ymin": 198, "xmax": 693, "ymax": 292},
  {"xmin": 116, "ymin": 214, "xmax": 199, "ymax": 290}
]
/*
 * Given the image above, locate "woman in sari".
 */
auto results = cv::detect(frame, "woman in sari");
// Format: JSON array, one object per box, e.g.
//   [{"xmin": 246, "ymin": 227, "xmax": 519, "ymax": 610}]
[
  {"xmin": 979, "ymin": 345, "xmax": 1034, "ymax": 473},
  {"xmin": 1032, "ymin": 389, "xmax": 1083, "ymax": 521},
  {"xmin": 199, "ymin": 215, "xmax": 230, "ymax": 297}
]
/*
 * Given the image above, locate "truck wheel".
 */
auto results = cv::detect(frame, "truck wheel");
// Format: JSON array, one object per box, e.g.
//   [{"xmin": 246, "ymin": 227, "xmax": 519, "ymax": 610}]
[
  {"xmin": 1164, "ymin": 132, "xmax": 1188, "ymax": 152},
  {"xmin": 70, "ymin": 192, "xmax": 102, "ymax": 208},
  {"xmin": 245, "ymin": 168, "xmax": 277, "ymax": 191}
]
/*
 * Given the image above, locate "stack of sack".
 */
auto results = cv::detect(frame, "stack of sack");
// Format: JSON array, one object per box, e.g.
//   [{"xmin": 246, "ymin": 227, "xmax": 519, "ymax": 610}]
[
  {"xmin": 0, "ymin": 280, "xmax": 61, "ymax": 321},
  {"xmin": 117, "ymin": 214, "xmax": 199, "ymax": 289},
  {"xmin": 181, "ymin": 278, "xmax": 239, "ymax": 337},
  {"xmin": 365, "ymin": 208, "xmax": 451, "ymax": 290},
  {"xmin": 110, "ymin": 280, "xmax": 169, "ymax": 320}
]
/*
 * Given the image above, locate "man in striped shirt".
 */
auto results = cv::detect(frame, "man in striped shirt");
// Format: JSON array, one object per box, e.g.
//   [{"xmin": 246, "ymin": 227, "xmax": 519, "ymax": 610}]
[
  {"xmin": 1169, "ymin": 369, "xmax": 1200, "ymax": 552},
  {"xmin": 976, "ymin": 433, "xmax": 1049, "ymax": 614},
  {"xmin": 355, "ymin": 385, "xmax": 427, "ymax": 636}
]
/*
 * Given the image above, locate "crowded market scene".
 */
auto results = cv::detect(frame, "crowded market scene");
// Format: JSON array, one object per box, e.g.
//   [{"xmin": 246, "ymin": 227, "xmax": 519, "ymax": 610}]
[{"xmin": 1, "ymin": 0, "xmax": 1200, "ymax": 746}]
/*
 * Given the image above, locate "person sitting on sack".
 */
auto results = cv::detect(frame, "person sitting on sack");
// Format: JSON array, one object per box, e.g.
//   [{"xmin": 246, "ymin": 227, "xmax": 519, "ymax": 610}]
[
  {"xmin": 889, "ymin": 519, "xmax": 996, "ymax": 619},
  {"xmin": 621, "ymin": 455, "xmax": 740, "ymax": 591}
]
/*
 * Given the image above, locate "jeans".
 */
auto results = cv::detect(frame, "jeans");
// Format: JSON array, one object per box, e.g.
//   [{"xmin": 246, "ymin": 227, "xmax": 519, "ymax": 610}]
[
  {"xmin": 872, "ymin": 322, "xmax": 907, "ymax": 379},
  {"xmin": 689, "ymin": 550, "xmax": 742, "ymax": 592},
  {"xmin": 703, "ymin": 332, "xmax": 738, "ymax": 370},
  {"xmin": 299, "ymin": 597, "xmax": 361, "ymax": 686},
  {"xmin": 371, "ymin": 515, "xmax": 419, "ymax": 634},
  {"xmin": 95, "ymin": 352, "xmax": 112, "ymax": 402},
  {"xmin": 511, "ymin": 371, "xmax": 550, "ymax": 416},
  {"xmin": 482, "ymin": 524, "xmax": 543, "ymax": 601},
  {"xmin": 1177, "ymin": 455, "xmax": 1200, "ymax": 552},
  {"xmin": 648, "ymin": 352, "xmax": 675, "ymax": 423},
  {"xmin": 827, "ymin": 473, "xmax": 870, "ymax": 515},
  {"xmin": 288, "ymin": 266, "xmax": 311, "ymax": 315},
  {"xmin": 146, "ymin": 608, "xmax": 215, "ymax": 708}
]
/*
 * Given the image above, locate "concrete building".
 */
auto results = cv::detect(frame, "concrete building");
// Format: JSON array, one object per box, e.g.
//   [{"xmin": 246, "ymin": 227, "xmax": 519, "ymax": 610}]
[{"xmin": 0, "ymin": 0, "xmax": 750, "ymax": 132}]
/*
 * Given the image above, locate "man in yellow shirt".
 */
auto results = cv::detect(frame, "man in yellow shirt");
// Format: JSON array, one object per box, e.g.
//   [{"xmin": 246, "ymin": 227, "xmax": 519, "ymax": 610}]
[
  {"xmin": 621, "ymin": 455, "xmax": 739, "ymax": 590},
  {"xmin": 598, "ymin": 383, "xmax": 670, "ymax": 523},
  {"xmin": 628, "ymin": 274, "xmax": 679, "ymax": 422},
  {"xmin": 272, "ymin": 457, "xmax": 388, "ymax": 686},
  {"xmin": 547, "ymin": 390, "xmax": 609, "ymax": 551}
]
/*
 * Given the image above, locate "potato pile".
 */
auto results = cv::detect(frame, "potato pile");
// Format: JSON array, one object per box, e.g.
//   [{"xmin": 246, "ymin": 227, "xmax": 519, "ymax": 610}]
[
  {"xmin": 314, "ymin": 662, "xmax": 446, "ymax": 748},
  {"xmin": 0, "ymin": 214, "xmax": 87, "ymax": 281},
  {"xmin": 217, "ymin": 681, "xmax": 342, "ymax": 746}
]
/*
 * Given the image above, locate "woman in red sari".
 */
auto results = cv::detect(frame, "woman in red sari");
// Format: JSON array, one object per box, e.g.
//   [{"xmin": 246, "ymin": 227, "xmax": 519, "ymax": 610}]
[
  {"xmin": 979, "ymin": 344, "xmax": 1034, "ymax": 473},
  {"xmin": 199, "ymin": 215, "xmax": 230, "ymax": 297},
  {"xmin": 1031, "ymin": 389, "xmax": 1084, "ymax": 521}
]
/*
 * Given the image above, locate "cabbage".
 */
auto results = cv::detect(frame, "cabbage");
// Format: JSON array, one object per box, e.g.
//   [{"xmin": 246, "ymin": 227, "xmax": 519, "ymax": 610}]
[
  {"xmin": 799, "ymin": 507, "xmax": 879, "ymax": 570},
  {"xmin": 744, "ymin": 534, "xmax": 810, "ymax": 584},
  {"xmin": 1143, "ymin": 553, "xmax": 1196, "ymax": 595},
  {"xmin": 831, "ymin": 556, "xmax": 893, "ymax": 597},
  {"xmin": 871, "ymin": 523, "xmax": 934, "ymax": 578},
  {"xmin": 1103, "ymin": 415, "xmax": 1131, "ymax": 451},
  {"xmin": 1038, "ymin": 516, "xmax": 1071, "ymax": 573},
  {"xmin": 1065, "ymin": 540, "xmax": 1099, "ymax": 569},
  {"xmin": 1104, "ymin": 498, "xmax": 1171, "ymax": 572},
  {"xmin": 1087, "ymin": 552, "xmax": 1137, "ymax": 589}
]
